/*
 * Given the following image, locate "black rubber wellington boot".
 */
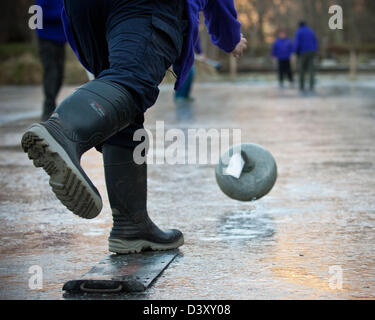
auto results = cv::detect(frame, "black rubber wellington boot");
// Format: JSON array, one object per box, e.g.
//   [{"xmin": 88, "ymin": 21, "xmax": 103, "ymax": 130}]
[
  {"xmin": 21, "ymin": 80, "xmax": 136, "ymax": 219},
  {"xmin": 103, "ymin": 144, "xmax": 184, "ymax": 254}
]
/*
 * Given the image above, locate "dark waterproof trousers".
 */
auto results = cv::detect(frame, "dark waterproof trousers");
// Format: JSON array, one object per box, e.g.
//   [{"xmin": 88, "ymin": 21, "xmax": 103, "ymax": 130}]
[
  {"xmin": 278, "ymin": 59, "xmax": 293, "ymax": 85},
  {"xmin": 38, "ymin": 38, "xmax": 65, "ymax": 121},
  {"xmin": 64, "ymin": 0, "xmax": 186, "ymax": 149},
  {"xmin": 299, "ymin": 51, "xmax": 316, "ymax": 91}
]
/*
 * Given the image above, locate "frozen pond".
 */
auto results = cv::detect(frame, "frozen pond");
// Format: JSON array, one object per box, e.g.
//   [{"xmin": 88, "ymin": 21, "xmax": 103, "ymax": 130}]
[{"xmin": 0, "ymin": 77, "xmax": 375, "ymax": 299}]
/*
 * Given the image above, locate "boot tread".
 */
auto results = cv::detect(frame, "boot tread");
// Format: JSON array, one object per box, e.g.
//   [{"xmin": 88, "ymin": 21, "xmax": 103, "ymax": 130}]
[{"xmin": 21, "ymin": 130, "xmax": 101, "ymax": 219}]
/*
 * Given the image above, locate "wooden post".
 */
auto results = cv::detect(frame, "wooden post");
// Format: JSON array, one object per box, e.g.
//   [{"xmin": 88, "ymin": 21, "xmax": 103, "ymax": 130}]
[
  {"xmin": 229, "ymin": 55, "xmax": 238, "ymax": 80},
  {"xmin": 349, "ymin": 49, "xmax": 357, "ymax": 80}
]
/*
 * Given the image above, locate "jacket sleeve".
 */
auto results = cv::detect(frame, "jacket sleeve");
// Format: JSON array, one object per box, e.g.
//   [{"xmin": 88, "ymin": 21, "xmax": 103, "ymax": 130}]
[
  {"xmin": 203, "ymin": 0, "xmax": 242, "ymax": 53},
  {"xmin": 293, "ymin": 31, "xmax": 301, "ymax": 55},
  {"xmin": 271, "ymin": 41, "xmax": 277, "ymax": 57}
]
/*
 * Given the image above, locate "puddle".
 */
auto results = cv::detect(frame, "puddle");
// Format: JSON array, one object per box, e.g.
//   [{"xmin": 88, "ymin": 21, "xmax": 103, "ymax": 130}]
[{"xmin": 201, "ymin": 210, "xmax": 275, "ymax": 243}]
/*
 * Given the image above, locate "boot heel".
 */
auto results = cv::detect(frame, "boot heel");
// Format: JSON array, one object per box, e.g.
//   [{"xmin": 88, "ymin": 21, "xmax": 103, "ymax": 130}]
[{"xmin": 21, "ymin": 125, "xmax": 102, "ymax": 219}]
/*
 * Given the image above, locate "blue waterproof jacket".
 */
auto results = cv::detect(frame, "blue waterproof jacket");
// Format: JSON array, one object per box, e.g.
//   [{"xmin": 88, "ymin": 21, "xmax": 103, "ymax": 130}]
[
  {"xmin": 36, "ymin": 0, "xmax": 66, "ymax": 45},
  {"xmin": 62, "ymin": 0, "xmax": 241, "ymax": 90},
  {"xmin": 272, "ymin": 38, "xmax": 294, "ymax": 60},
  {"xmin": 294, "ymin": 25, "xmax": 318, "ymax": 55}
]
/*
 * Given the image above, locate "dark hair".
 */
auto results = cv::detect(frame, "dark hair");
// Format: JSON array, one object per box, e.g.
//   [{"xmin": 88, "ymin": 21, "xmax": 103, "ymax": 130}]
[{"xmin": 299, "ymin": 21, "xmax": 306, "ymax": 27}]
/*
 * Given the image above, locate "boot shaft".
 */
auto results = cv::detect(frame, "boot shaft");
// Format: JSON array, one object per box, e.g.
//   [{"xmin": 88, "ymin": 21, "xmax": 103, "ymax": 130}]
[
  {"xmin": 103, "ymin": 144, "xmax": 184, "ymax": 249},
  {"xmin": 45, "ymin": 80, "xmax": 137, "ymax": 157},
  {"xmin": 103, "ymin": 144, "xmax": 148, "ymax": 222}
]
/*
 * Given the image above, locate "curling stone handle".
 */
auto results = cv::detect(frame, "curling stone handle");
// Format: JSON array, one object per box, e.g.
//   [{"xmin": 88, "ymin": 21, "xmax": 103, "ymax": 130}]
[
  {"xmin": 80, "ymin": 282, "xmax": 123, "ymax": 294},
  {"xmin": 241, "ymin": 151, "xmax": 254, "ymax": 173}
]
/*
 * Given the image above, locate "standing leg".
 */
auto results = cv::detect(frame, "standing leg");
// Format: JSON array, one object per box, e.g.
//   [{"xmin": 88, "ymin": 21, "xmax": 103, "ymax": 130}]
[
  {"xmin": 286, "ymin": 59, "xmax": 294, "ymax": 84},
  {"xmin": 308, "ymin": 52, "xmax": 316, "ymax": 91},
  {"xmin": 299, "ymin": 53, "xmax": 307, "ymax": 92},
  {"xmin": 101, "ymin": 0, "xmax": 186, "ymax": 253},
  {"xmin": 278, "ymin": 60, "xmax": 284, "ymax": 88},
  {"xmin": 175, "ymin": 67, "xmax": 195, "ymax": 100},
  {"xmin": 103, "ymin": 144, "xmax": 183, "ymax": 254},
  {"xmin": 38, "ymin": 38, "xmax": 66, "ymax": 121},
  {"xmin": 184, "ymin": 66, "xmax": 196, "ymax": 100}
]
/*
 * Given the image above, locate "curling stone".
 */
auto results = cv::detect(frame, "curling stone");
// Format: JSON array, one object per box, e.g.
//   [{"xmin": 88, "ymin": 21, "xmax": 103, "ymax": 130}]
[{"xmin": 215, "ymin": 144, "xmax": 277, "ymax": 201}]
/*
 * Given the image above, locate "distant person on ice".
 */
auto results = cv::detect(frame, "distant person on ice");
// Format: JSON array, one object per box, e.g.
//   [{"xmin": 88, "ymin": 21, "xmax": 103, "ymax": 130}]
[
  {"xmin": 36, "ymin": 0, "xmax": 66, "ymax": 121},
  {"xmin": 294, "ymin": 21, "xmax": 318, "ymax": 94},
  {"xmin": 174, "ymin": 37, "xmax": 204, "ymax": 102},
  {"xmin": 22, "ymin": 0, "xmax": 247, "ymax": 254},
  {"xmin": 272, "ymin": 29, "xmax": 294, "ymax": 88}
]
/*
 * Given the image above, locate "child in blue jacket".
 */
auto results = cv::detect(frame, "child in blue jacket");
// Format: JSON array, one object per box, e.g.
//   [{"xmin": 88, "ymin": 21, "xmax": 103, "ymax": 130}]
[
  {"xmin": 35, "ymin": 0, "xmax": 66, "ymax": 121},
  {"xmin": 272, "ymin": 30, "xmax": 294, "ymax": 88},
  {"xmin": 22, "ymin": 0, "xmax": 247, "ymax": 254}
]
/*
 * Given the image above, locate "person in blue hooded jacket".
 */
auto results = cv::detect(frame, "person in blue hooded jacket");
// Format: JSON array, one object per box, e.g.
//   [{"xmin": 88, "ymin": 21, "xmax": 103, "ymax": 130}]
[
  {"xmin": 294, "ymin": 21, "xmax": 318, "ymax": 93},
  {"xmin": 22, "ymin": 0, "xmax": 247, "ymax": 254},
  {"xmin": 35, "ymin": 0, "xmax": 66, "ymax": 121},
  {"xmin": 272, "ymin": 30, "xmax": 294, "ymax": 88}
]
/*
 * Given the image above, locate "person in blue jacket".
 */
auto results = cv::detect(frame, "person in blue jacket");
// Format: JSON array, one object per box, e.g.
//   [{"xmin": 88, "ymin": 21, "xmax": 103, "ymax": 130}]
[
  {"xmin": 272, "ymin": 30, "xmax": 294, "ymax": 88},
  {"xmin": 35, "ymin": 0, "xmax": 66, "ymax": 121},
  {"xmin": 294, "ymin": 21, "xmax": 318, "ymax": 93},
  {"xmin": 22, "ymin": 0, "xmax": 247, "ymax": 254}
]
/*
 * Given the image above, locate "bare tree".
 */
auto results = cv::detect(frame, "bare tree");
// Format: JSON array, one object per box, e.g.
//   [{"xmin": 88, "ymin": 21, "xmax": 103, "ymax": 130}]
[{"xmin": 0, "ymin": 0, "xmax": 34, "ymax": 43}]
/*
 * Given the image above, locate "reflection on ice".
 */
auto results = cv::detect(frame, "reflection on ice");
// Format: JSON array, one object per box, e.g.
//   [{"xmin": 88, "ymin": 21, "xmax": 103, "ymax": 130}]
[{"xmin": 201, "ymin": 210, "xmax": 274, "ymax": 242}]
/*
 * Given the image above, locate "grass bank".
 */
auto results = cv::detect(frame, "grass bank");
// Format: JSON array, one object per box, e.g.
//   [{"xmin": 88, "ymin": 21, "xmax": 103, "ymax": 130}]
[{"xmin": 0, "ymin": 42, "xmax": 218, "ymax": 86}]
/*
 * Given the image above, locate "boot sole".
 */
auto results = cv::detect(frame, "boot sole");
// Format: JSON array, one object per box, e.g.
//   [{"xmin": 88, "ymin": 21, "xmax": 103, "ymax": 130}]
[
  {"xmin": 108, "ymin": 236, "xmax": 184, "ymax": 254},
  {"xmin": 21, "ymin": 124, "xmax": 103, "ymax": 219}
]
